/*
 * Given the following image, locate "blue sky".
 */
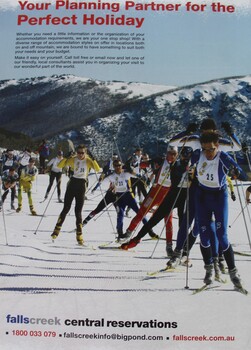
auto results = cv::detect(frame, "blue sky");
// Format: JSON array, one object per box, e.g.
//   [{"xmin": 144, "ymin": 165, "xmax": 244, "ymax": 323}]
[{"xmin": 1, "ymin": 1, "xmax": 251, "ymax": 86}]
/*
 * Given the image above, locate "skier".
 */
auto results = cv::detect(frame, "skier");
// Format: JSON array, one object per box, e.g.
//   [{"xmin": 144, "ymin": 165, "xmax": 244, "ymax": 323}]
[
  {"xmin": 185, "ymin": 131, "xmax": 247, "ymax": 289},
  {"xmin": 168, "ymin": 118, "xmax": 242, "ymax": 273},
  {"xmin": 126, "ymin": 148, "xmax": 148, "ymax": 203},
  {"xmin": 246, "ymin": 185, "xmax": 251, "ymax": 204},
  {"xmin": 0, "ymin": 167, "xmax": 19, "ymax": 211},
  {"xmin": 17, "ymin": 148, "xmax": 32, "ymax": 176},
  {"xmin": 105, "ymin": 159, "xmax": 156, "ymax": 240},
  {"xmin": 51, "ymin": 145, "xmax": 100, "ymax": 245},
  {"xmin": 82, "ymin": 154, "xmax": 126, "ymax": 226},
  {"xmin": 122, "ymin": 145, "xmax": 181, "ymax": 255},
  {"xmin": 1, "ymin": 149, "xmax": 18, "ymax": 173},
  {"xmin": 16, "ymin": 157, "xmax": 38, "ymax": 215},
  {"xmin": 82, "ymin": 155, "xmax": 147, "ymax": 230},
  {"xmin": 44, "ymin": 150, "xmax": 64, "ymax": 202},
  {"xmin": 138, "ymin": 153, "xmax": 153, "ymax": 197},
  {"xmin": 180, "ymin": 174, "xmax": 236, "ymax": 274},
  {"xmin": 37, "ymin": 139, "xmax": 50, "ymax": 174},
  {"xmin": 120, "ymin": 147, "xmax": 192, "ymax": 250}
]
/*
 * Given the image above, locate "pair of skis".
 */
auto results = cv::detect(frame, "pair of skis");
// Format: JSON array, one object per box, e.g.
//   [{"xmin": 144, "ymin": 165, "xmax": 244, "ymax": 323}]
[
  {"xmin": 192, "ymin": 283, "xmax": 248, "ymax": 295},
  {"xmin": 147, "ymin": 260, "xmax": 193, "ymax": 276},
  {"xmin": 146, "ymin": 265, "xmax": 248, "ymax": 295}
]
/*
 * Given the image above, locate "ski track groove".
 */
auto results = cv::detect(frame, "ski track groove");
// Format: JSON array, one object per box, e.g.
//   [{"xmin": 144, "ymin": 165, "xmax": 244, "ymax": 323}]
[{"xmin": 0, "ymin": 287, "xmax": 189, "ymax": 294}]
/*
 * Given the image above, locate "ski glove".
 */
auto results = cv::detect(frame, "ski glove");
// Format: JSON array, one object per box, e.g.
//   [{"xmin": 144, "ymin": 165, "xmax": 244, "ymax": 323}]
[
  {"xmin": 242, "ymin": 142, "xmax": 249, "ymax": 153},
  {"xmin": 87, "ymin": 149, "xmax": 96, "ymax": 161},
  {"xmin": 67, "ymin": 151, "xmax": 75, "ymax": 158},
  {"xmin": 230, "ymin": 167, "xmax": 240, "ymax": 180},
  {"xmin": 231, "ymin": 192, "xmax": 236, "ymax": 201},
  {"xmin": 221, "ymin": 122, "xmax": 233, "ymax": 135},
  {"xmin": 186, "ymin": 122, "xmax": 198, "ymax": 134}
]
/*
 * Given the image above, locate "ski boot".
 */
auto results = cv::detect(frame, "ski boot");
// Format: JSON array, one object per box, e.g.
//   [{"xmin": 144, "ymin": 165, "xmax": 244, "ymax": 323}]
[
  {"xmin": 149, "ymin": 230, "xmax": 159, "ymax": 240},
  {"xmin": 117, "ymin": 229, "xmax": 125, "ymax": 242},
  {"xmin": 16, "ymin": 206, "xmax": 22, "ymax": 213},
  {"xmin": 58, "ymin": 197, "xmax": 63, "ymax": 203},
  {"xmin": 76, "ymin": 224, "xmax": 84, "ymax": 245},
  {"xmin": 30, "ymin": 206, "xmax": 37, "ymax": 216},
  {"xmin": 204, "ymin": 264, "xmax": 214, "ymax": 285},
  {"xmin": 166, "ymin": 242, "xmax": 174, "ymax": 258},
  {"xmin": 166, "ymin": 249, "xmax": 182, "ymax": 269},
  {"xmin": 51, "ymin": 225, "xmax": 61, "ymax": 240},
  {"xmin": 180, "ymin": 255, "xmax": 192, "ymax": 267},
  {"xmin": 123, "ymin": 229, "xmax": 134, "ymax": 241},
  {"xmin": 121, "ymin": 237, "xmax": 140, "ymax": 250},
  {"xmin": 218, "ymin": 256, "xmax": 226, "ymax": 274},
  {"xmin": 213, "ymin": 257, "xmax": 221, "ymax": 281},
  {"xmin": 117, "ymin": 229, "xmax": 132, "ymax": 242},
  {"xmin": 229, "ymin": 268, "xmax": 242, "ymax": 289},
  {"xmin": 83, "ymin": 213, "xmax": 95, "ymax": 226}
]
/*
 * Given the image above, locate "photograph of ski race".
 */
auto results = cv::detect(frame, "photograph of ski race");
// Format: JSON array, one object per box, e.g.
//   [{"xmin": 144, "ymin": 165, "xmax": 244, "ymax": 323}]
[{"xmin": 0, "ymin": 75, "xmax": 251, "ymax": 350}]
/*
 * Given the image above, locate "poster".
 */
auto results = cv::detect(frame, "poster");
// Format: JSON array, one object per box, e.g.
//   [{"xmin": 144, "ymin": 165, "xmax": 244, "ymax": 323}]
[{"xmin": 0, "ymin": 1, "xmax": 251, "ymax": 349}]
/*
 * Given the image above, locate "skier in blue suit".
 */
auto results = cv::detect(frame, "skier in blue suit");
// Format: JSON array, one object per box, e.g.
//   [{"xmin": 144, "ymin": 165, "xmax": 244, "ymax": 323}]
[
  {"xmin": 168, "ymin": 118, "xmax": 241, "ymax": 274},
  {"xmin": 191, "ymin": 131, "xmax": 247, "ymax": 288}
]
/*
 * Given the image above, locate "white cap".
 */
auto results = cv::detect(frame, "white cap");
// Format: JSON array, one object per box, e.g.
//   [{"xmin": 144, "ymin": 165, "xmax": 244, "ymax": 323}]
[{"xmin": 167, "ymin": 145, "xmax": 178, "ymax": 153}]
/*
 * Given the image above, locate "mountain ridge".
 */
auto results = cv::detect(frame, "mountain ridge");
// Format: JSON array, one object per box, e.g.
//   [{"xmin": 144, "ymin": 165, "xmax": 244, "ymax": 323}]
[{"xmin": 0, "ymin": 74, "xmax": 250, "ymax": 160}]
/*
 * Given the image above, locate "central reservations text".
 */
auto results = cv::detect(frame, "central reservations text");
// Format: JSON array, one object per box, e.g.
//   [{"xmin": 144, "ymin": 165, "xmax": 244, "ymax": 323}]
[{"xmin": 6, "ymin": 314, "xmax": 177, "ymax": 328}]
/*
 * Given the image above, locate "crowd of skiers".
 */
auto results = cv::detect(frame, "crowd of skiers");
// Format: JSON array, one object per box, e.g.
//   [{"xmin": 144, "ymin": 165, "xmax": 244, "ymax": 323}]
[
  {"xmin": 0, "ymin": 139, "xmax": 50, "ymax": 215},
  {"xmin": 0, "ymin": 119, "xmax": 251, "ymax": 292}
]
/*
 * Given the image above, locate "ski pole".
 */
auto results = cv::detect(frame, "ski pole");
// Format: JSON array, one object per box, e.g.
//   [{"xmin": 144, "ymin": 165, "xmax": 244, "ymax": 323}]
[
  {"xmin": 113, "ymin": 136, "xmax": 123, "ymax": 161},
  {"xmin": 239, "ymin": 182, "xmax": 251, "ymax": 225},
  {"xmin": 229, "ymin": 203, "xmax": 248, "ymax": 228},
  {"xmin": 85, "ymin": 177, "xmax": 101, "ymax": 195},
  {"xmin": 244, "ymin": 148, "xmax": 251, "ymax": 171},
  {"xmin": 92, "ymin": 168, "xmax": 116, "ymax": 236},
  {"xmin": 235, "ymin": 181, "xmax": 251, "ymax": 249},
  {"xmin": 88, "ymin": 192, "xmax": 102, "ymax": 200},
  {"xmin": 85, "ymin": 144, "xmax": 118, "ymax": 235},
  {"xmin": 184, "ymin": 174, "xmax": 190, "ymax": 289},
  {"xmin": 0, "ymin": 178, "xmax": 8, "ymax": 245},
  {"xmin": 231, "ymin": 152, "xmax": 251, "ymax": 250},
  {"xmin": 34, "ymin": 184, "xmax": 57, "ymax": 235}
]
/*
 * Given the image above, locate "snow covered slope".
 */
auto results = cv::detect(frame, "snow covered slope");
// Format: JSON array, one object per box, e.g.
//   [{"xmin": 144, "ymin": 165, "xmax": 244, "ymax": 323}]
[{"xmin": 0, "ymin": 74, "xmax": 251, "ymax": 161}]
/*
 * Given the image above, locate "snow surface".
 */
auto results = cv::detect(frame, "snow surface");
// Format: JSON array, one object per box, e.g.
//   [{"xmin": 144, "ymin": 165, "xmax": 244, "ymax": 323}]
[
  {"xmin": 0, "ymin": 172, "xmax": 251, "ymax": 350},
  {"xmin": 156, "ymin": 76, "xmax": 251, "ymax": 105},
  {"xmin": 0, "ymin": 75, "xmax": 174, "ymax": 99}
]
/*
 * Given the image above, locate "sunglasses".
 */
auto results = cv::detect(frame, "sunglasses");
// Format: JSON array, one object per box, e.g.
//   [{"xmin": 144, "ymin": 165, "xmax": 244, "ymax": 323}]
[
  {"xmin": 114, "ymin": 163, "xmax": 122, "ymax": 167},
  {"xmin": 202, "ymin": 147, "xmax": 216, "ymax": 153},
  {"xmin": 77, "ymin": 151, "xmax": 85, "ymax": 155}
]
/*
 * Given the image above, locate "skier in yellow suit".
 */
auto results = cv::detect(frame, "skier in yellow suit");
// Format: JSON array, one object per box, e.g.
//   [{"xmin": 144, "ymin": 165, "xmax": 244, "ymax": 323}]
[
  {"xmin": 16, "ymin": 157, "xmax": 38, "ymax": 215},
  {"xmin": 51, "ymin": 144, "xmax": 100, "ymax": 245}
]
